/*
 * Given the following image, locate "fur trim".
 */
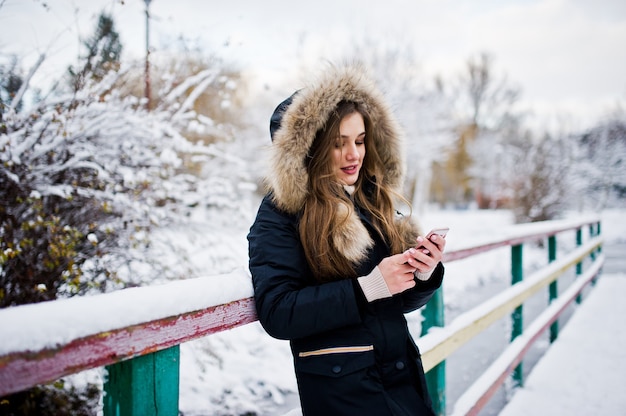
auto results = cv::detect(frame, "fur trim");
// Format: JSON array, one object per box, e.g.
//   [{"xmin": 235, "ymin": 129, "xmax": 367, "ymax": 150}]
[
  {"xmin": 395, "ymin": 214, "xmax": 423, "ymax": 251},
  {"xmin": 332, "ymin": 202, "xmax": 374, "ymax": 263},
  {"xmin": 268, "ymin": 64, "xmax": 405, "ymax": 213},
  {"xmin": 267, "ymin": 64, "xmax": 410, "ymax": 261}
]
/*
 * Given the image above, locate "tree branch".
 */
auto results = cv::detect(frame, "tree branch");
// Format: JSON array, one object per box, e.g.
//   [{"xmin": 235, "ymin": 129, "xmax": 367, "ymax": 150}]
[{"xmin": 10, "ymin": 53, "xmax": 46, "ymax": 111}]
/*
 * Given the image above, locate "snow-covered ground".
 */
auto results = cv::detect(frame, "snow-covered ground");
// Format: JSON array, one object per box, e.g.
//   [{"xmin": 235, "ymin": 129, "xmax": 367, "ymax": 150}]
[
  {"xmin": 498, "ymin": 272, "xmax": 626, "ymax": 416},
  {"xmin": 175, "ymin": 207, "xmax": 625, "ymax": 415},
  {"xmin": 1, "ymin": 208, "xmax": 623, "ymax": 415}
]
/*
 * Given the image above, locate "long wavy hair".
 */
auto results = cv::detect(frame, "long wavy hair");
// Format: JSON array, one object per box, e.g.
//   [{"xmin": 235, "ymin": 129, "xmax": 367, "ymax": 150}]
[{"xmin": 299, "ymin": 101, "xmax": 413, "ymax": 282}]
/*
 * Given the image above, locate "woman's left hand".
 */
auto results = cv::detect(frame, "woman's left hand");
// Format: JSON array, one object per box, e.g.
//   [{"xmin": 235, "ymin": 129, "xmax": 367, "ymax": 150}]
[{"xmin": 403, "ymin": 234, "xmax": 446, "ymax": 274}]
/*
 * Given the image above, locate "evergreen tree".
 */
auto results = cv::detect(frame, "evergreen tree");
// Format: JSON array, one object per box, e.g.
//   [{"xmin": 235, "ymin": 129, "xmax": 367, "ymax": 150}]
[
  {"xmin": 1, "ymin": 57, "xmax": 24, "ymax": 115},
  {"xmin": 68, "ymin": 12, "xmax": 122, "ymax": 92}
]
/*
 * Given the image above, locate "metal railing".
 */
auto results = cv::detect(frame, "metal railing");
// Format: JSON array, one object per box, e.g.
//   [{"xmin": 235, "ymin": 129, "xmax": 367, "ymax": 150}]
[
  {"xmin": 0, "ymin": 216, "xmax": 603, "ymax": 415},
  {"xmin": 420, "ymin": 217, "xmax": 603, "ymax": 415}
]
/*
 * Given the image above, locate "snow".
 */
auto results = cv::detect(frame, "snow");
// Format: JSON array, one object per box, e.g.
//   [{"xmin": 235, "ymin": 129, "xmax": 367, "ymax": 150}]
[
  {"xmin": 2, "ymin": 7, "xmax": 624, "ymax": 411},
  {"xmin": 0, "ymin": 267, "xmax": 253, "ymax": 356},
  {"xmin": 498, "ymin": 274, "xmax": 626, "ymax": 416},
  {"xmin": 1, "ymin": 208, "xmax": 624, "ymax": 415},
  {"xmin": 418, "ymin": 240, "xmax": 603, "ymax": 356},
  {"xmin": 450, "ymin": 254, "xmax": 605, "ymax": 416}
]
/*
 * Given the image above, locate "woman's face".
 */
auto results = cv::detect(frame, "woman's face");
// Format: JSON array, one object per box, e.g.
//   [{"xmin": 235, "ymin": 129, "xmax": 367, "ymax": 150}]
[{"xmin": 332, "ymin": 111, "xmax": 366, "ymax": 186}]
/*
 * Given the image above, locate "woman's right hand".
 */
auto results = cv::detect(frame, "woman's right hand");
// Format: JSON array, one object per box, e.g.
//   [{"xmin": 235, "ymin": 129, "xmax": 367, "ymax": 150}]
[{"xmin": 377, "ymin": 253, "xmax": 419, "ymax": 295}]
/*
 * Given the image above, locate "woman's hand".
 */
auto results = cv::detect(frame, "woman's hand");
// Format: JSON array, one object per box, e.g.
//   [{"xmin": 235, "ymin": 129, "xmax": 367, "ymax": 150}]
[
  {"xmin": 405, "ymin": 234, "xmax": 446, "ymax": 274},
  {"xmin": 378, "ymin": 234, "xmax": 446, "ymax": 294},
  {"xmin": 377, "ymin": 254, "xmax": 419, "ymax": 295}
]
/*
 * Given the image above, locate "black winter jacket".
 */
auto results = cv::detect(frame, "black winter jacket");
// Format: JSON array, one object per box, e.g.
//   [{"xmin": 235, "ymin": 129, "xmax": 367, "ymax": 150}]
[
  {"xmin": 249, "ymin": 195, "xmax": 443, "ymax": 415},
  {"xmin": 248, "ymin": 65, "xmax": 444, "ymax": 416}
]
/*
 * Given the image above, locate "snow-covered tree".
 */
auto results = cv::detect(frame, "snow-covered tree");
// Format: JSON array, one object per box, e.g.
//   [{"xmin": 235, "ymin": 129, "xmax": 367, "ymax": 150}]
[
  {"xmin": 508, "ymin": 131, "xmax": 573, "ymax": 223},
  {"xmin": 573, "ymin": 115, "xmax": 626, "ymax": 210},
  {"xmin": 0, "ymin": 43, "xmax": 280, "ymax": 413},
  {"xmin": 0, "ymin": 56, "xmax": 24, "ymax": 114},
  {"xmin": 335, "ymin": 40, "xmax": 456, "ymax": 213},
  {"xmin": 0, "ymin": 59, "xmax": 254, "ymax": 307},
  {"xmin": 67, "ymin": 12, "xmax": 123, "ymax": 92},
  {"xmin": 433, "ymin": 52, "xmax": 522, "ymax": 208}
]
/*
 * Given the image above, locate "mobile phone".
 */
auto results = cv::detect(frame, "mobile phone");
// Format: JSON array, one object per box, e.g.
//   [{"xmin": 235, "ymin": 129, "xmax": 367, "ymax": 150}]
[
  {"xmin": 406, "ymin": 227, "xmax": 449, "ymax": 261},
  {"xmin": 426, "ymin": 227, "xmax": 449, "ymax": 240},
  {"xmin": 415, "ymin": 227, "xmax": 449, "ymax": 250}
]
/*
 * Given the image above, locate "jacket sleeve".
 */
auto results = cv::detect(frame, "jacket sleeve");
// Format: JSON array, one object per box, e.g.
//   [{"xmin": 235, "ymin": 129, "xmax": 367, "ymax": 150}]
[
  {"xmin": 400, "ymin": 262, "xmax": 445, "ymax": 313},
  {"xmin": 248, "ymin": 197, "xmax": 363, "ymax": 340}
]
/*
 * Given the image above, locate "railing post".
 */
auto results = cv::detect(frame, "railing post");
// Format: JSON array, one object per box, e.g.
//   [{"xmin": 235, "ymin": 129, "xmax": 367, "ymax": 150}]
[
  {"xmin": 589, "ymin": 223, "xmax": 598, "ymax": 285},
  {"xmin": 575, "ymin": 228, "xmax": 583, "ymax": 303},
  {"xmin": 548, "ymin": 235, "xmax": 558, "ymax": 342},
  {"xmin": 596, "ymin": 222, "xmax": 602, "ymax": 253},
  {"xmin": 103, "ymin": 345, "xmax": 180, "ymax": 416},
  {"xmin": 588, "ymin": 224, "xmax": 597, "ymax": 261},
  {"xmin": 422, "ymin": 287, "xmax": 445, "ymax": 416},
  {"xmin": 510, "ymin": 244, "xmax": 524, "ymax": 387}
]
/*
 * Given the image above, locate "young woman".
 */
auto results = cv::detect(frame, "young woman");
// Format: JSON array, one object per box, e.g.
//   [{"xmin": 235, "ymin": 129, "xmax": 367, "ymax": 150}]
[{"xmin": 248, "ymin": 65, "xmax": 446, "ymax": 416}]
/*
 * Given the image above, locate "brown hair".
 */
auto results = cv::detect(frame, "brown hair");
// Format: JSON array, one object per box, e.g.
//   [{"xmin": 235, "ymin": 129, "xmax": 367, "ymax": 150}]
[{"xmin": 299, "ymin": 101, "xmax": 412, "ymax": 282}]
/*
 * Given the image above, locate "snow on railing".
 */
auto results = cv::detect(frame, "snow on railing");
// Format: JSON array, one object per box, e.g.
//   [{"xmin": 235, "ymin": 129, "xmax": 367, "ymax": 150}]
[
  {"xmin": 450, "ymin": 254, "xmax": 604, "ymax": 416},
  {"xmin": 0, "ymin": 216, "xmax": 603, "ymax": 416},
  {"xmin": 0, "ymin": 268, "xmax": 255, "ymax": 397},
  {"xmin": 419, "ymin": 215, "xmax": 603, "ymax": 415}
]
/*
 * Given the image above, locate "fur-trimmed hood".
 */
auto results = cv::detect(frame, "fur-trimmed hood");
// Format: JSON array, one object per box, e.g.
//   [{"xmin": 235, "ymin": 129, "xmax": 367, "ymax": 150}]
[
  {"xmin": 265, "ymin": 65, "xmax": 418, "ymax": 264},
  {"xmin": 267, "ymin": 64, "xmax": 405, "ymax": 214}
]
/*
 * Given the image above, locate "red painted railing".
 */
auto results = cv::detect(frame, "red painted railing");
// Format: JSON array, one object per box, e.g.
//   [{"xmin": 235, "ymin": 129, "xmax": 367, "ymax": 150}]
[
  {"xmin": 0, "ymin": 298, "xmax": 257, "ymax": 397},
  {"xmin": 0, "ymin": 215, "xmax": 603, "ymax": 415}
]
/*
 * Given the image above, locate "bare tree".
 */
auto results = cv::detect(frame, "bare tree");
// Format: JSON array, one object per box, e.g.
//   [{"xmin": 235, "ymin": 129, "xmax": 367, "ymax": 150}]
[
  {"xmin": 337, "ymin": 38, "xmax": 456, "ymax": 212},
  {"xmin": 462, "ymin": 52, "xmax": 521, "ymax": 129},
  {"xmin": 432, "ymin": 52, "xmax": 522, "ymax": 208},
  {"xmin": 509, "ymin": 131, "xmax": 573, "ymax": 222},
  {"xmin": 574, "ymin": 115, "xmax": 626, "ymax": 209}
]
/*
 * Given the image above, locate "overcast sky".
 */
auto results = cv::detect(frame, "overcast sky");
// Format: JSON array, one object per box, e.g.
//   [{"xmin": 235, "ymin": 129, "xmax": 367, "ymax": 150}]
[{"xmin": 2, "ymin": 0, "xmax": 625, "ymax": 130}]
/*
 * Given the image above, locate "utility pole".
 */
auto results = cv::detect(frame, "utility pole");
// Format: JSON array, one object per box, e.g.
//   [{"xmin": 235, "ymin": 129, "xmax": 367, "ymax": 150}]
[{"xmin": 144, "ymin": 0, "xmax": 152, "ymax": 110}]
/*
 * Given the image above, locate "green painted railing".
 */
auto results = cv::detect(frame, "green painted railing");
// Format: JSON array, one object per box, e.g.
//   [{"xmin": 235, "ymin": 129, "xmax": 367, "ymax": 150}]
[
  {"xmin": 419, "ymin": 216, "xmax": 603, "ymax": 415},
  {"xmin": 0, "ymin": 216, "xmax": 603, "ymax": 416}
]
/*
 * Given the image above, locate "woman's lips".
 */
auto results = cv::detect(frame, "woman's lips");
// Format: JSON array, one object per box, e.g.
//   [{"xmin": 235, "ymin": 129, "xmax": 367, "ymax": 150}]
[{"xmin": 341, "ymin": 165, "xmax": 358, "ymax": 175}]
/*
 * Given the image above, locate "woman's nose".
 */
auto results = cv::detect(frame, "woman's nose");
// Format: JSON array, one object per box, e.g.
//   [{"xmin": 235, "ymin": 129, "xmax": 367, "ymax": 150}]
[{"xmin": 345, "ymin": 143, "xmax": 358, "ymax": 160}]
